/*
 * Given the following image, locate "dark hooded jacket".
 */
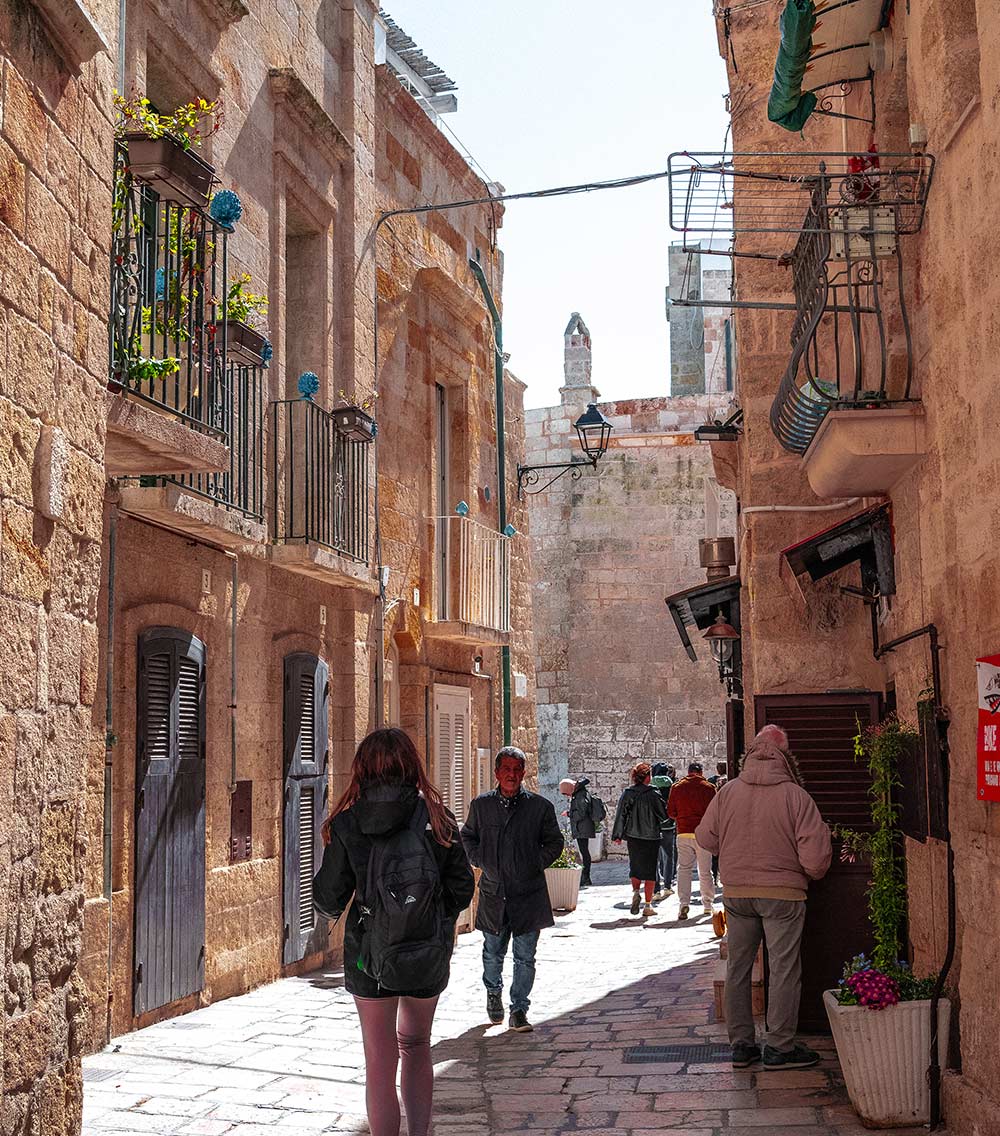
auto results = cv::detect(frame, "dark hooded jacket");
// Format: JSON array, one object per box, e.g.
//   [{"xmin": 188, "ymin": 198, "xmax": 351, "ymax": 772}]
[
  {"xmin": 461, "ymin": 789, "xmax": 563, "ymax": 936},
  {"xmin": 569, "ymin": 778, "xmax": 597, "ymax": 840},
  {"xmin": 611, "ymin": 782, "xmax": 668, "ymax": 842},
  {"xmin": 313, "ymin": 783, "xmax": 475, "ymax": 998}
]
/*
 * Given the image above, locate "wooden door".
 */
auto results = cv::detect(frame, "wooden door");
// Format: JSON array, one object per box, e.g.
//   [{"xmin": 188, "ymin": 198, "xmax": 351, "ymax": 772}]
[
  {"xmin": 755, "ymin": 692, "xmax": 881, "ymax": 1032},
  {"xmin": 282, "ymin": 653, "xmax": 329, "ymax": 965},
  {"xmin": 134, "ymin": 628, "xmax": 206, "ymax": 1015},
  {"xmin": 433, "ymin": 684, "xmax": 472, "ymax": 825}
]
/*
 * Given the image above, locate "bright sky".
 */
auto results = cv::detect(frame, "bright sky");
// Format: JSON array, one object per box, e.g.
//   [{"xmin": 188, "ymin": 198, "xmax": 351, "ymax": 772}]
[{"xmin": 383, "ymin": 2, "xmax": 730, "ymax": 408}]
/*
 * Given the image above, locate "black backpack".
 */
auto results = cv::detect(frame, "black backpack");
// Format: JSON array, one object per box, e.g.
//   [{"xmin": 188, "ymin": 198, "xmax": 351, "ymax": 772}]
[
  {"xmin": 590, "ymin": 795, "xmax": 607, "ymax": 823},
  {"xmin": 356, "ymin": 801, "xmax": 450, "ymax": 992}
]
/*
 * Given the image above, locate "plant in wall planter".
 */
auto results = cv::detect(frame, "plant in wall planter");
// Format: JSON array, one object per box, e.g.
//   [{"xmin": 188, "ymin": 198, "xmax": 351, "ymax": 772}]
[
  {"xmin": 826, "ymin": 717, "xmax": 948, "ymax": 1129},
  {"xmin": 544, "ymin": 833, "xmax": 582, "ymax": 913},
  {"xmin": 224, "ymin": 272, "xmax": 269, "ymax": 366},
  {"xmin": 334, "ymin": 388, "xmax": 378, "ymax": 443},
  {"xmin": 114, "ymin": 91, "xmax": 222, "ymax": 209}
]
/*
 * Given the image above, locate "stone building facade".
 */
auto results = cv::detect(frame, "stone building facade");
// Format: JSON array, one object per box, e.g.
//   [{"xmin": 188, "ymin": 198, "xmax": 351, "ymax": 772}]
[
  {"xmin": 3, "ymin": 0, "xmax": 536, "ymax": 1106},
  {"xmin": 0, "ymin": 2, "xmax": 117, "ymax": 1130},
  {"xmin": 526, "ymin": 316, "xmax": 735, "ymax": 831},
  {"xmin": 705, "ymin": 1, "xmax": 1000, "ymax": 1129}
]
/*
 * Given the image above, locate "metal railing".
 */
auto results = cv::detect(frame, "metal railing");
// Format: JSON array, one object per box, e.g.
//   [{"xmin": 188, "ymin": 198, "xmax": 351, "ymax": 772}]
[
  {"xmin": 142, "ymin": 361, "xmax": 265, "ymax": 519},
  {"xmin": 434, "ymin": 515, "xmax": 511, "ymax": 633},
  {"xmin": 271, "ymin": 399, "xmax": 370, "ymax": 562},
  {"xmin": 109, "ymin": 145, "xmax": 229, "ymax": 438}
]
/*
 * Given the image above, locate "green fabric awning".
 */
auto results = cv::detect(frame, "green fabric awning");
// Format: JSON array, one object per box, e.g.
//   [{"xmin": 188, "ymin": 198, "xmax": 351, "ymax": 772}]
[{"xmin": 768, "ymin": 0, "xmax": 818, "ymax": 132}]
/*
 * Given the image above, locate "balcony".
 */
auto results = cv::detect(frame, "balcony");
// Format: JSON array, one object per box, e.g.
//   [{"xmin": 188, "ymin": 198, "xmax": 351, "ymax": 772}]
[
  {"xmin": 107, "ymin": 147, "xmax": 230, "ymax": 476},
  {"xmin": 426, "ymin": 515, "xmax": 511, "ymax": 647},
  {"xmin": 118, "ymin": 360, "xmax": 267, "ymax": 547},
  {"xmin": 667, "ymin": 151, "xmax": 934, "ymax": 497},
  {"xmin": 270, "ymin": 399, "xmax": 373, "ymax": 589}
]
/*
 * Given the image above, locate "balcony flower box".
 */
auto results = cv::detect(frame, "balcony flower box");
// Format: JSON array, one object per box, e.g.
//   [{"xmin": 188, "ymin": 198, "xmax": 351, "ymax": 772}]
[
  {"xmin": 544, "ymin": 866, "xmax": 581, "ymax": 913},
  {"xmin": 334, "ymin": 405, "xmax": 376, "ymax": 443},
  {"xmin": 227, "ymin": 320, "xmax": 268, "ymax": 367},
  {"xmin": 824, "ymin": 990, "xmax": 950, "ymax": 1127},
  {"xmin": 123, "ymin": 133, "xmax": 215, "ymax": 209}
]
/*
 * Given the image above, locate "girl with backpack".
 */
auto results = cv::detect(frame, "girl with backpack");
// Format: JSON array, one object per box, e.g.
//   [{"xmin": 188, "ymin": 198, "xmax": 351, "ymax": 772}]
[{"xmin": 314, "ymin": 728, "xmax": 475, "ymax": 1136}]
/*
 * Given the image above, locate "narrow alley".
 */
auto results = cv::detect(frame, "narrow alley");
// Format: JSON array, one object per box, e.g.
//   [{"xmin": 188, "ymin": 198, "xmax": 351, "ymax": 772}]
[{"xmin": 81, "ymin": 866, "xmax": 931, "ymax": 1136}]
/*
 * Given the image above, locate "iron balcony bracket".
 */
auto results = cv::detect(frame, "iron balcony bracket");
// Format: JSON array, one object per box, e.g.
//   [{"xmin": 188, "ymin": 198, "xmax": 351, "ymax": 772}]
[{"xmin": 516, "ymin": 457, "xmax": 596, "ymax": 498}]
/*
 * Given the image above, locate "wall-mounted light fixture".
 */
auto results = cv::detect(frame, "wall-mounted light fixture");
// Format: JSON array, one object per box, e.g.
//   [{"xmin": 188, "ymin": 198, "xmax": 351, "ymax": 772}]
[
  {"xmin": 516, "ymin": 403, "xmax": 614, "ymax": 497},
  {"xmin": 702, "ymin": 609, "xmax": 741, "ymax": 693}
]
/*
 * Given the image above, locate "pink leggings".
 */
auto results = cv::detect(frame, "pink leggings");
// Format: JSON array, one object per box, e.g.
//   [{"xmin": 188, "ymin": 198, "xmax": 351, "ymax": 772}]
[{"xmin": 354, "ymin": 994, "xmax": 439, "ymax": 1136}]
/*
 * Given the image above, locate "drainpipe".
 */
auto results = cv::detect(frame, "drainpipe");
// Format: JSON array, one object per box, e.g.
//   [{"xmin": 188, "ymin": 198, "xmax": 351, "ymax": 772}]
[
  {"xmin": 228, "ymin": 555, "xmax": 238, "ymax": 793},
  {"xmin": 103, "ymin": 496, "xmax": 118, "ymax": 1045},
  {"xmin": 874, "ymin": 623, "xmax": 954, "ymax": 1129},
  {"xmin": 468, "ymin": 257, "xmax": 512, "ymax": 747}
]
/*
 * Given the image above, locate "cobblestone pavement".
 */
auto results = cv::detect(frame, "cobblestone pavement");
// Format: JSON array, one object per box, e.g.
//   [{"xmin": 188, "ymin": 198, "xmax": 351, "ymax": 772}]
[{"xmin": 83, "ymin": 863, "xmax": 936, "ymax": 1135}]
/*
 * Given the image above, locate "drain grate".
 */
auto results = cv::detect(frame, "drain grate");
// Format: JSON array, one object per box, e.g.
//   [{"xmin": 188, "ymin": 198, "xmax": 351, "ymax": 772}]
[
  {"xmin": 624, "ymin": 1044, "xmax": 730, "ymax": 1064},
  {"xmin": 82, "ymin": 1066, "xmax": 123, "ymax": 1083}
]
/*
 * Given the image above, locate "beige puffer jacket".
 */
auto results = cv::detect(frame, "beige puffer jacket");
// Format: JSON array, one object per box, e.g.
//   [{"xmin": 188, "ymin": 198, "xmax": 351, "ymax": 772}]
[{"xmin": 694, "ymin": 737, "xmax": 832, "ymax": 895}]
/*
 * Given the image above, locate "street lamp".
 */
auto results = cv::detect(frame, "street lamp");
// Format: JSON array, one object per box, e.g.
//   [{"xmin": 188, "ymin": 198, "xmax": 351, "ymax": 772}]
[
  {"xmin": 702, "ymin": 609, "xmax": 741, "ymax": 694},
  {"xmin": 517, "ymin": 403, "xmax": 614, "ymax": 497}
]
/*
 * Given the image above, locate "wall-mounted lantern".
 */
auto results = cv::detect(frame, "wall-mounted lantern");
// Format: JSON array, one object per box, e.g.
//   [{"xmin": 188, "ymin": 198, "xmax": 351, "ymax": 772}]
[
  {"xmin": 516, "ymin": 403, "xmax": 614, "ymax": 497},
  {"xmin": 702, "ymin": 609, "xmax": 741, "ymax": 687}
]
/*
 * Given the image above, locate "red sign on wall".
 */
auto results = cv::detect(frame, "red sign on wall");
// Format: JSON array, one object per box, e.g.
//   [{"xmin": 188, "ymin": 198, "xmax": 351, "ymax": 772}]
[{"xmin": 976, "ymin": 654, "xmax": 1000, "ymax": 802}]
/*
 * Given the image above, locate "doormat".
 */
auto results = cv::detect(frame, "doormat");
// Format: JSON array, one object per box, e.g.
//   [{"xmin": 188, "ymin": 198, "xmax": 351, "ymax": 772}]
[{"xmin": 623, "ymin": 1043, "xmax": 731, "ymax": 1064}]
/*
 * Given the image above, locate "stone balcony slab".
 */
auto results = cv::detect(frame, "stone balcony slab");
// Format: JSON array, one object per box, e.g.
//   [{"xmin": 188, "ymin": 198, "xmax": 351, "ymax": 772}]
[
  {"xmin": 802, "ymin": 405, "xmax": 926, "ymax": 498},
  {"xmin": 270, "ymin": 541, "xmax": 377, "ymax": 592},
  {"xmin": 424, "ymin": 620, "xmax": 510, "ymax": 647},
  {"xmin": 106, "ymin": 395, "xmax": 230, "ymax": 477},
  {"xmin": 118, "ymin": 485, "xmax": 266, "ymax": 549}
]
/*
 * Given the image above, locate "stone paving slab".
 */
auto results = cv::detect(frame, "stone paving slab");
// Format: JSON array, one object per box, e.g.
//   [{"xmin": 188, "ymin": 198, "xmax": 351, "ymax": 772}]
[{"xmin": 82, "ymin": 862, "xmax": 942, "ymax": 1134}]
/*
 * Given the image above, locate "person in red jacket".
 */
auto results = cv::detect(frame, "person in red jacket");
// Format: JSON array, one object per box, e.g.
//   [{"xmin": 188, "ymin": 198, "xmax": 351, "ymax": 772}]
[{"xmin": 667, "ymin": 761, "xmax": 717, "ymax": 920}]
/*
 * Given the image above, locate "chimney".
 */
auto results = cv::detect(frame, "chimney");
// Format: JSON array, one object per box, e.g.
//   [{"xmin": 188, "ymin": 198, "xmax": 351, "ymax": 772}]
[{"xmin": 559, "ymin": 312, "xmax": 601, "ymax": 406}]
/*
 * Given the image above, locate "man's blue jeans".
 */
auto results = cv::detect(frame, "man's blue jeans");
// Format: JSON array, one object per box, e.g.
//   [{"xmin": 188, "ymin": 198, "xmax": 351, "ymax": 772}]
[
  {"xmin": 657, "ymin": 831, "xmax": 677, "ymax": 890},
  {"xmin": 482, "ymin": 927, "xmax": 540, "ymax": 1014}
]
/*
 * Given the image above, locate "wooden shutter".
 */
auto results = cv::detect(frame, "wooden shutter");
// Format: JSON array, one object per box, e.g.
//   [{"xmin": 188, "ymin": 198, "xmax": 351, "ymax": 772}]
[
  {"xmin": 283, "ymin": 654, "xmax": 328, "ymax": 965},
  {"xmin": 134, "ymin": 628, "xmax": 206, "ymax": 1015},
  {"xmin": 433, "ymin": 684, "xmax": 471, "ymax": 823},
  {"xmin": 754, "ymin": 691, "xmax": 881, "ymax": 1031}
]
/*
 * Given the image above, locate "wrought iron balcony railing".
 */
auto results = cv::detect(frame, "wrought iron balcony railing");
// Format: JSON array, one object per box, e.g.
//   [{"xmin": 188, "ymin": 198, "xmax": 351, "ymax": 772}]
[
  {"xmin": 139, "ymin": 361, "xmax": 266, "ymax": 519},
  {"xmin": 109, "ymin": 145, "xmax": 229, "ymax": 438},
  {"xmin": 666, "ymin": 152, "xmax": 935, "ymax": 455},
  {"xmin": 434, "ymin": 515, "xmax": 511, "ymax": 634},
  {"xmin": 271, "ymin": 399, "xmax": 370, "ymax": 563}
]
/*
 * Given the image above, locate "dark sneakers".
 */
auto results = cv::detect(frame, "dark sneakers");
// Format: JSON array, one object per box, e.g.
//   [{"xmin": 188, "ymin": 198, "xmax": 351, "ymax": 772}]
[
  {"xmin": 763, "ymin": 1043, "xmax": 821, "ymax": 1069},
  {"xmin": 486, "ymin": 991, "xmax": 504, "ymax": 1025},
  {"xmin": 731, "ymin": 1041, "xmax": 762, "ymax": 1068},
  {"xmin": 508, "ymin": 1010, "xmax": 533, "ymax": 1033}
]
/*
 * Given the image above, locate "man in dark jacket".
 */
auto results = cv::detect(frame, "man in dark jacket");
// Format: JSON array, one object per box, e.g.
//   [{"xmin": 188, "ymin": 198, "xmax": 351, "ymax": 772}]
[
  {"xmin": 667, "ymin": 761, "xmax": 717, "ymax": 920},
  {"xmin": 567, "ymin": 777, "xmax": 601, "ymax": 887},
  {"xmin": 650, "ymin": 762, "xmax": 676, "ymax": 901},
  {"xmin": 461, "ymin": 746, "xmax": 563, "ymax": 1033}
]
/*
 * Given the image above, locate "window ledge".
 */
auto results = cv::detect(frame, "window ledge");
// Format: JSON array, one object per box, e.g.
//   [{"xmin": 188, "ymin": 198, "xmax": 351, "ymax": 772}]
[{"xmin": 32, "ymin": 0, "xmax": 110, "ymax": 72}]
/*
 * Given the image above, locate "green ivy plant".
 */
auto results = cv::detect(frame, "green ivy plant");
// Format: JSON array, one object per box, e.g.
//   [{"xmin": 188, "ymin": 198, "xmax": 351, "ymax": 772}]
[
  {"xmin": 113, "ymin": 91, "xmax": 223, "ymax": 151},
  {"xmin": 127, "ymin": 354, "xmax": 180, "ymax": 383},
  {"xmin": 227, "ymin": 273, "xmax": 268, "ymax": 326}
]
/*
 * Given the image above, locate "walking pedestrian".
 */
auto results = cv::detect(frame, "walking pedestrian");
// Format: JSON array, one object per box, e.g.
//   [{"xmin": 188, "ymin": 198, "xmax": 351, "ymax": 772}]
[
  {"xmin": 611, "ymin": 761, "xmax": 668, "ymax": 918},
  {"xmin": 313, "ymin": 728, "xmax": 475, "ymax": 1136},
  {"xmin": 461, "ymin": 746, "xmax": 563, "ymax": 1033},
  {"xmin": 562, "ymin": 776, "xmax": 606, "ymax": 887},
  {"xmin": 667, "ymin": 761, "xmax": 717, "ymax": 919},
  {"xmin": 696, "ymin": 724, "xmax": 832, "ymax": 1071},
  {"xmin": 650, "ymin": 762, "xmax": 676, "ymax": 902}
]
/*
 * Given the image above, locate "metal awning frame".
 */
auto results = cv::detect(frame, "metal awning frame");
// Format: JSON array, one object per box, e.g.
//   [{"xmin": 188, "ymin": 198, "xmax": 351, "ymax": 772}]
[{"xmin": 665, "ymin": 576, "xmax": 741, "ymax": 663}]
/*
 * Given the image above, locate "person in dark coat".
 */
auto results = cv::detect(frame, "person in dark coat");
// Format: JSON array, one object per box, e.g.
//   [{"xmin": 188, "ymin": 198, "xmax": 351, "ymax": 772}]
[
  {"xmin": 650, "ymin": 762, "xmax": 676, "ymax": 901},
  {"xmin": 313, "ymin": 728, "xmax": 474, "ymax": 1136},
  {"xmin": 461, "ymin": 746, "xmax": 563, "ymax": 1033},
  {"xmin": 567, "ymin": 776, "xmax": 600, "ymax": 887},
  {"xmin": 611, "ymin": 760, "xmax": 668, "ymax": 917}
]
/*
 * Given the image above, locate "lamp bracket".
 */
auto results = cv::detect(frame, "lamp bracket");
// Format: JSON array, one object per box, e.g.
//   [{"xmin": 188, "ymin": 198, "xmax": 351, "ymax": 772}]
[{"xmin": 516, "ymin": 458, "xmax": 596, "ymax": 498}]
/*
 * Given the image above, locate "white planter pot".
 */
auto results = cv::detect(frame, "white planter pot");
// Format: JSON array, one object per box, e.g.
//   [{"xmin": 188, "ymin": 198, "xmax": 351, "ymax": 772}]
[
  {"xmin": 824, "ymin": 990, "xmax": 951, "ymax": 1128},
  {"xmin": 544, "ymin": 866, "xmax": 581, "ymax": 912},
  {"xmin": 587, "ymin": 834, "xmax": 604, "ymax": 862}
]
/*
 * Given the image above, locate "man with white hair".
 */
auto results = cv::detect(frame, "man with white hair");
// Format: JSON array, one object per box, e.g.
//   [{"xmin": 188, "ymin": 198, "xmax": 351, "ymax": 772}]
[{"xmin": 696, "ymin": 724, "xmax": 832, "ymax": 1071}]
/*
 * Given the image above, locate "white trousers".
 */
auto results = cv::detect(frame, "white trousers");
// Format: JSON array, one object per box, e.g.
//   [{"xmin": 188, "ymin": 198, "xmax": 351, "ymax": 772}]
[{"xmin": 676, "ymin": 836, "xmax": 715, "ymax": 909}]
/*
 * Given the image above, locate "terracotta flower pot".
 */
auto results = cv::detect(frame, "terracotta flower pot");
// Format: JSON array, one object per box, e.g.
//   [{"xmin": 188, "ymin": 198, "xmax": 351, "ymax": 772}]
[
  {"xmin": 124, "ymin": 133, "xmax": 215, "ymax": 209},
  {"xmin": 227, "ymin": 320, "xmax": 268, "ymax": 366},
  {"xmin": 824, "ymin": 990, "xmax": 951, "ymax": 1128},
  {"xmin": 544, "ymin": 866, "xmax": 581, "ymax": 912}
]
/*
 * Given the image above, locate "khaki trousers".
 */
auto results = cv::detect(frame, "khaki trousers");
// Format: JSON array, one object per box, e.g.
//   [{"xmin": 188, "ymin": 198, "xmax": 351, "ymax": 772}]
[
  {"xmin": 675, "ymin": 836, "xmax": 715, "ymax": 909},
  {"xmin": 723, "ymin": 896, "xmax": 806, "ymax": 1052}
]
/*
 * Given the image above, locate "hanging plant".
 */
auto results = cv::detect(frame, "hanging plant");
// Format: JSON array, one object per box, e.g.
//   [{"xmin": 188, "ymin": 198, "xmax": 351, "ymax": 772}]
[{"xmin": 113, "ymin": 91, "xmax": 223, "ymax": 151}]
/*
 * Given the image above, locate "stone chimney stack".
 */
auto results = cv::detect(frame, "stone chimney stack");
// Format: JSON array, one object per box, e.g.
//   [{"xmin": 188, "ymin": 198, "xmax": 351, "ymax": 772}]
[{"xmin": 560, "ymin": 312, "xmax": 601, "ymax": 405}]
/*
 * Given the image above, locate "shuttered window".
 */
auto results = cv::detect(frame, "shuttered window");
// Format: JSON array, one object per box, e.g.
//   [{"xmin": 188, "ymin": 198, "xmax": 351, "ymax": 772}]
[
  {"xmin": 134, "ymin": 628, "xmax": 207, "ymax": 1016},
  {"xmin": 433, "ymin": 684, "xmax": 472, "ymax": 823},
  {"xmin": 283, "ymin": 654, "xmax": 328, "ymax": 965}
]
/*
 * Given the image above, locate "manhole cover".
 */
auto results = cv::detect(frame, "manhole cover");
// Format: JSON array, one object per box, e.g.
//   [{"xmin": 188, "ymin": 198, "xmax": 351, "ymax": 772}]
[
  {"xmin": 83, "ymin": 1067, "xmax": 122, "ymax": 1083},
  {"xmin": 624, "ymin": 1044, "xmax": 730, "ymax": 1064}
]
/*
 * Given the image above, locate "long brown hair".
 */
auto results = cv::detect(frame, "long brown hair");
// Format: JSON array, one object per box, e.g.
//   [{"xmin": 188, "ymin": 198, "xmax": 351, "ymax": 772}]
[{"xmin": 324, "ymin": 728, "xmax": 453, "ymax": 846}]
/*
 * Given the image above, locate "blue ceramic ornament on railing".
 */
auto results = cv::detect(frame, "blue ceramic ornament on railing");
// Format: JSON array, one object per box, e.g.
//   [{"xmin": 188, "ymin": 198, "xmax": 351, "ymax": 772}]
[
  {"xmin": 260, "ymin": 339, "xmax": 273, "ymax": 368},
  {"xmin": 209, "ymin": 189, "xmax": 243, "ymax": 232},
  {"xmin": 297, "ymin": 371, "xmax": 319, "ymax": 401},
  {"xmin": 455, "ymin": 500, "xmax": 470, "ymax": 517}
]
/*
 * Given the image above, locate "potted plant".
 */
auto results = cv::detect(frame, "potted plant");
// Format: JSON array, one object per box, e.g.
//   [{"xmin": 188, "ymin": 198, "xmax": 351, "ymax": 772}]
[
  {"xmin": 114, "ymin": 91, "xmax": 222, "ymax": 209},
  {"xmin": 334, "ymin": 389, "xmax": 377, "ymax": 443},
  {"xmin": 225, "ymin": 273, "xmax": 269, "ymax": 366},
  {"xmin": 825, "ymin": 717, "xmax": 948, "ymax": 1128},
  {"xmin": 544, "ymin": 834, "xmax": 582, "ymax": 913}
]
